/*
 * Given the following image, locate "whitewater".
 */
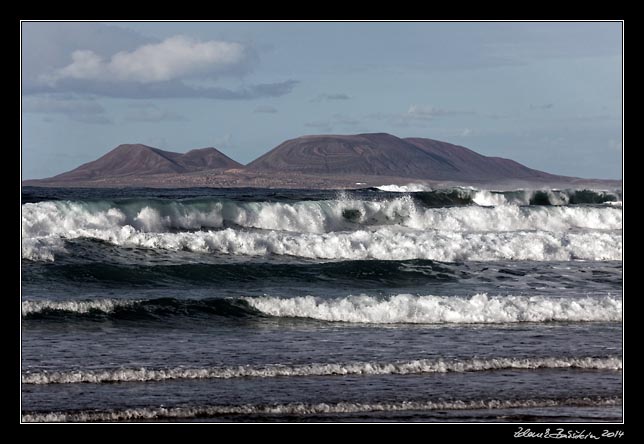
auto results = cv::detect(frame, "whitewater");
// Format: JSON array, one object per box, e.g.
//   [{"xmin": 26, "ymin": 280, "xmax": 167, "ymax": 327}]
[{"xmin": 22, "ymin": 193, "xmax": 622, "ymax": 262}]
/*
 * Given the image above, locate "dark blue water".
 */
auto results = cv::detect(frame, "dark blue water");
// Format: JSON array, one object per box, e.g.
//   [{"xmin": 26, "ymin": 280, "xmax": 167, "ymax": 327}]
[{"xmin": 21, "ymin": 186, "xmax": 623, "ymax": 422}]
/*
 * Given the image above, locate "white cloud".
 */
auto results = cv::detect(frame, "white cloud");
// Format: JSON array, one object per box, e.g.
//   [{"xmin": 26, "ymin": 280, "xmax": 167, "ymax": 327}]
[
  {"xmin": 460, "ymin": 128, "xmax": 472, "ymax": 136},
  {"xmin": 43, "ymin": 35, "xmax": 249, "ymax": 85},
  {"xmin": 24, "ymin": 26, "xmax": 297, "ymax": 100},
  {"xmin": 56, "ymin": 50, "xmax": 104, "ymax": 82}
]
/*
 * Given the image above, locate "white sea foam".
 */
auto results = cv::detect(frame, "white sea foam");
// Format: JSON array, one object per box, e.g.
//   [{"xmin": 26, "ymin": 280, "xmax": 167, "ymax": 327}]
[
  {"xmin": 22, "ymin": 356, "xmax": 622, "ymax": 384},
  {"xmin": 246, "ymin": 293, "xmax": 622, "ymax": 324},
  {"xmin": 471, "ymin": 190, "xmax": 509, "ymax": 206},
  {"xmin": 21, "ymin": 299, "xmax": 138, "ymax": 316},
  {"xmin": 376, "ymin": 184, "xmax": 432, "ymax": 192},
  {"xmin": 22, "ymin": 196, "xmax": 622, "ymax": 262},
  {"xmin": 22, "ymin": 397, "xmax": 622, "ymax": 422},
  {"xmin": 22, "ymin": 226, "xmax": 623, "ymax": 262},
  {"xmin": 22, "ymin": 198, "xmax": 622, "ymax": 237}
]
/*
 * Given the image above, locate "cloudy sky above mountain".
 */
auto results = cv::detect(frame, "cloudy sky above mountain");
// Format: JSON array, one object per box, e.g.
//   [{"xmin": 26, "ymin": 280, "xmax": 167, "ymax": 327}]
[{"xmin": 22, "ymin": 21, "xmax": 622, "ymax": 180}]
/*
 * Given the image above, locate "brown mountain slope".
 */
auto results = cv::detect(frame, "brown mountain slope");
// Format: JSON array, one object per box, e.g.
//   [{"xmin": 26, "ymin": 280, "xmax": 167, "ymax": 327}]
[
  {"xmin": 247, "ymin": 133, "xmax": 457, "ymax": 178},
  {"xmin": 403, "ymin": 137, "xmax": 558, "ymax": 180},
  {"xmin": 47, "ymin": 144, "xmax": 242, "ymax": 182},
  {"xmin": 178, "ymin": 147, "xmax": 243, "ymax": 170},
  {"xmin": 248, "ymin": 133, "xmax": 562, "ymax": 181}
]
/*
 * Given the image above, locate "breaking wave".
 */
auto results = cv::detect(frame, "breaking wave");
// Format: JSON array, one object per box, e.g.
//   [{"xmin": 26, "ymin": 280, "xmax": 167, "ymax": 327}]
[
  {"xmin": 245, "ymin": 293, "xmax": 622, "ymax": 324},
  {"xmin": 21, "ymin": 226, "xmax": 623, "ymax": 262},
  {"xmin": 21, "ymin": 192, "xmax": 622, "ymax": 262},
  {"xmin": 21, "ymin": 196, "xmax": 622, "ymax": 237},
  {"xmin": 22, "ymin": 293, "xmax": 622, "ymax": 324}
]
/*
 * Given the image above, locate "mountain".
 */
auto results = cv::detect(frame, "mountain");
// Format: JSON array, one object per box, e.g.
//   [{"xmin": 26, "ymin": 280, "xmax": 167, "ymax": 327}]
[
  {"xmin": 247, "ymin": 133, "xmax": 559, "ymax": 181},
  {"xmin": 45, "ymin": 144, "xmax": 242, "ymax": 182},
  {"xmin": 403, "ymin": 137, "xmax": 556, "ymax": 181},
  {"xmin": 24, "ymin": 133, "xmax": 617, "ymax": 189}
]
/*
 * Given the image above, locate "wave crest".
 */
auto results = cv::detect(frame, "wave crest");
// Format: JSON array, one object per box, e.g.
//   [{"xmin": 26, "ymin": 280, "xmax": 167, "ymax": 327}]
[
  {"xmin": 22, "ymin": 294, "xmax": 622, "ymax": 324},
  {"xmin": 246, "ymin": 293, "xmax": 622, "ymax": 324}
]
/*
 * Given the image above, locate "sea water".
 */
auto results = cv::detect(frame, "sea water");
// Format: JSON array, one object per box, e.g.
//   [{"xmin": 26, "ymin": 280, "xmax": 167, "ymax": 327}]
[{"xmin": 21, "ymin": 186, "xmax": 623, "ymax": 422}]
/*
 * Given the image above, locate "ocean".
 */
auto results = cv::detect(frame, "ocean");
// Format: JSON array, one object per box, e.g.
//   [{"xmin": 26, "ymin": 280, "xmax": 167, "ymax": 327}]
[{"xmin": 20, "ymin": 185, "xmax": 623, "ymax": 423}]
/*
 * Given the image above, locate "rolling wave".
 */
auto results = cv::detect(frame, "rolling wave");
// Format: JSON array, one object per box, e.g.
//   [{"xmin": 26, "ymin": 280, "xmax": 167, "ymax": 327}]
[
  {"xmin": 22, "ymin": 396, "xmax": 622, "ymax": 422},
  {"xmin": 22, "ymin": 356, "xmax": 622, "ymax": 384},
  {"xmin": 22, "ymin": 196, "xmax": 622, "ymax": 237},
  {"xmin": 22, "ymin": 293, "xmax": 622, "ymax": 324}
]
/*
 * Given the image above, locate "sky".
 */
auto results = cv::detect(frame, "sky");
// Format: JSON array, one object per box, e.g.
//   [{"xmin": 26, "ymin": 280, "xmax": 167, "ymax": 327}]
[{"xmin": 21, "ymin": 21, "xmax": 622, "ymax": 180}]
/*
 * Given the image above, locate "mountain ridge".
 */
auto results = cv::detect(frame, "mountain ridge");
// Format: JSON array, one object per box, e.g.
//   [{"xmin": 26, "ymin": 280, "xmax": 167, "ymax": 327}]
[
  {"xmin": 24, "ymin": 133, "xmax": 619, "ymax": 189},
  {"xmin": 46, "ymin": 144, "xmax": 242, "ymax": 182},
  {"xmin": 247, "ymin": 133, "xmax": 560, "ymax": 181}
]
